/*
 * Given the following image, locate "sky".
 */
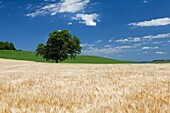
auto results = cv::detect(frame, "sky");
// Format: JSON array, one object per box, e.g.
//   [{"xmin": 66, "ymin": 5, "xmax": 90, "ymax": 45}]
[{"xmin": 0, "ymin": 0, "xmax": 170, "ymax": 61}]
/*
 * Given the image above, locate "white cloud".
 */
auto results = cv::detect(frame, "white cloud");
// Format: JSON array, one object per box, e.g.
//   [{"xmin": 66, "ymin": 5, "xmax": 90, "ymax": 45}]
[
  {"xmin": 25, "ymin": 4, "xmax": 33, "ymax": 10},
  {"xmin": 155, "ymin": 52, "xmax": 166, "ymax": 54},
  {"xmin": 82, "ymin": 47, "xmax": 123, "ymax": 54},
  {"xmin": 80, "ymin": 43, "xmax": 88, "ymax": 47},
  {"xmin": 108, "ymin": 37, "xmax": 114, "ymax": 43},
  {"xmin": 26, "ymin": 0, "xmax": 100, "ymax": 26},
  {"xmin": 115, "ymin": 45, "xmax": 135, "ymax": 49},
  {"xmin": 88, "ymin": 47, "xmax": 95, "ymax": 50},
  {"xmin": 108, "ymin": 39, "xmax": 112, "ymax": 43},
  {"xmin": 142, "ymin": 47, "xmax": 150, "ymax": 50},
  {"xmin": 143, "ymin": 0, "xmax": 149, "ymax": 3},
  {"xmin": 154, "ymin": 47, "xmax": 158, "ymax": 49},
  {"xmin": 113, "ymin": 33, "xmax": 170, "ymax": 54},
  {"xmin": 80, "ymin": 43, "xmax": 94, "ymax": 47},
  {"xmin": 104, "ymin": 45, "xmax": 111, "ymax": 48},
  {"xmin": 133, "ymin": 37, "xmax": 141, "ymax": 42},
  {"xmin": 115, "ymin": 33, "xmax": 170, "ymax": 49},
  {"xmin": 26, "ymin": 0, "xmax": 90, "ymax": 17},
  {"xmin": 82, "ymin": 44, "xmax": 139, "ymax": 55},
  {"xmin": 95, "ymin": 40, "xmax": 102, "ymax": 43},
  {"xmin": 116, "ymin": 37, "xmax": 141, "ymax": 43},
  {"xmin": 72, "ymin": 13, "xmax": 99, "ymax": 26},
  {"xmin": 82, "ymin": 43, "xmax": 141, "ymax": 55},
  {"xmin": 26, "ymin": 4, "xmax": 59, "ymax": 17},
  {"xmin": 143, "ymin": 33, "xmax": 170, "ymax": 39},
  {"xmin": 59, "ymin": 0, "xmax": 90, "ymax": 13},
  {"xmin": 116, "ymin": 39, "xmax": 129, "ymax": 43},
  {"xmin": 142, "ymin": 46, "xmax": 158, "ymax": 50},
  {"xmin": 67, "ymin": 22, "xmax": 72, "ymax": 25},
  {"xmin": 128, "ymin": 17, "xmax": 170, "ymax": 27}
]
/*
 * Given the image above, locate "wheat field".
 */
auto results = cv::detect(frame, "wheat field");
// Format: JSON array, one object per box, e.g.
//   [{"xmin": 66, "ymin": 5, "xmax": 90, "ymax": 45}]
[{"xmin": 0, "ymin": 58, "xmax": 170, "ymax": 113}]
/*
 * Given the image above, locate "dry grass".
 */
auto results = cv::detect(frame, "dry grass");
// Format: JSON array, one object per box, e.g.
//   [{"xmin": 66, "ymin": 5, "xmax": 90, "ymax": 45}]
[{"xmin": 0, "ymin": 58, "xmax": 170, "ymax": 113}]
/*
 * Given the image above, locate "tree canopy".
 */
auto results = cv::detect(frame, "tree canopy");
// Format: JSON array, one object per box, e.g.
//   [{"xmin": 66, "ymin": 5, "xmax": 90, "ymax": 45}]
[
  {"xmin": 36, "ymin": 30, "xmax": 82, "ymax": 63},
  {"xmin": 0, "ymin": 41, "xmax": 16, "ymax": 50}
]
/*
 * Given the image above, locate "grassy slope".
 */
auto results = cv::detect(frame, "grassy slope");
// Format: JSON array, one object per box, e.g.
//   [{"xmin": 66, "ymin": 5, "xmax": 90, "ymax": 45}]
[
  {"xmin": 0, "ymin": 50, "xmax": 46, "ymax": 62},
  {"xmin": 0, "ymin": 50, "xmax": 130, "ymax": 64},
  {"xmin": 62, "ymin": 56, "xmax": 130, "ymax": 64}
]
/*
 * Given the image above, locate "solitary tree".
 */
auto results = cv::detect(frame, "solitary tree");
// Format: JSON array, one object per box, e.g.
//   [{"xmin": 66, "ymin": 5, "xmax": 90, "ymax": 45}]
[{"xmin": 36, "ymin": 30, "xmax": 82, "ymax": 63}]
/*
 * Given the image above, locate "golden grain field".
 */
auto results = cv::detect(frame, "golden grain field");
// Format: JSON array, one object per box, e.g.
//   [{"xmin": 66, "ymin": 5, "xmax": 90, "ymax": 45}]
[{"xmin": 0, "ymin": 58, "xmax": 170, "ymax": 113}]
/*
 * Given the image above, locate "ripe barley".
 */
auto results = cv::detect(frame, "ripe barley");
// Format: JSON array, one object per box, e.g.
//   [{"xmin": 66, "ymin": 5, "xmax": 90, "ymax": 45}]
[{"xmin": 0, "ymin": 59, "xmax": 170, "ymax": 113}]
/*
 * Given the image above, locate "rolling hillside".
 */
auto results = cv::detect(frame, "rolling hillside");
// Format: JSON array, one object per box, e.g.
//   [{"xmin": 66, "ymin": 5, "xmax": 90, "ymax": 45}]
[{"xmin": 0, "ymin": 50, "xmax": 130, "ymax": 64}]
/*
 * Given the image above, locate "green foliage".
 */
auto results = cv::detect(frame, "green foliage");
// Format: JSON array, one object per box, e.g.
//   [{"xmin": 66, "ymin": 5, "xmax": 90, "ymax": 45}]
[
  {"xmin": 36, "ymin": 43, "xmax": 45, "ymax": 57},
  {"xmin": 36, "ymin": 30, "xmax": 82, "ymax": 63},
  {"xmin": 0, "ymin": 41, "xmax": 16, "ymax": 50}
]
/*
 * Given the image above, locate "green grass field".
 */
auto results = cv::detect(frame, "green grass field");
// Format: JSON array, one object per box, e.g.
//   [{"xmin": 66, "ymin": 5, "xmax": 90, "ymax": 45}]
[{"xmin": 0, "ymin": 50, "xmax": 130, "ymax": 64}]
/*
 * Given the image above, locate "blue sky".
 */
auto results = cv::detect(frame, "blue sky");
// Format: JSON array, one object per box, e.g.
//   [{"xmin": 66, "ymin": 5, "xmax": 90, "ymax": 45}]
[{"xmin": 0, "ymin": 0, "xmax": 170, "ymax": 61}]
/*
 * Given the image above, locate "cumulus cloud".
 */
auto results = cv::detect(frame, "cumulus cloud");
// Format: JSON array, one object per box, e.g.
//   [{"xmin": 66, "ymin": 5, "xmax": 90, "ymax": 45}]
[
  {"xmin": 155, "ymin": 52, "xmax": 166, "ymax": 54},
  {"xmin": 26, "ymin": 0, "xmax": 90, "ymax": 17},
  {"xmin": 128, "ymin": 17, "xmax": 170, "ymax": 27},
  {"xmin": 143, "ymin": 33, "xmax": 170, "ymax": 39},
  {"xmin": 72, "ymin": 13, "xmax": 99, "ymax": 26}
]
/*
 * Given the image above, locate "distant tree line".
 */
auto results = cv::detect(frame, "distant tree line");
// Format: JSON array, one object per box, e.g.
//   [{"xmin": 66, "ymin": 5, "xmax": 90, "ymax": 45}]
[{"xmin": 0, "ymin": 41, "xmax": 16, "ymax": 50}]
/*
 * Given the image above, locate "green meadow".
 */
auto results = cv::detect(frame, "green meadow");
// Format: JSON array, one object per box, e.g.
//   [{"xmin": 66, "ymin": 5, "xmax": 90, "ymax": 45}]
[{"xmin": 0, "ymin": 50, "xmax": 130, "ymax": 64}]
